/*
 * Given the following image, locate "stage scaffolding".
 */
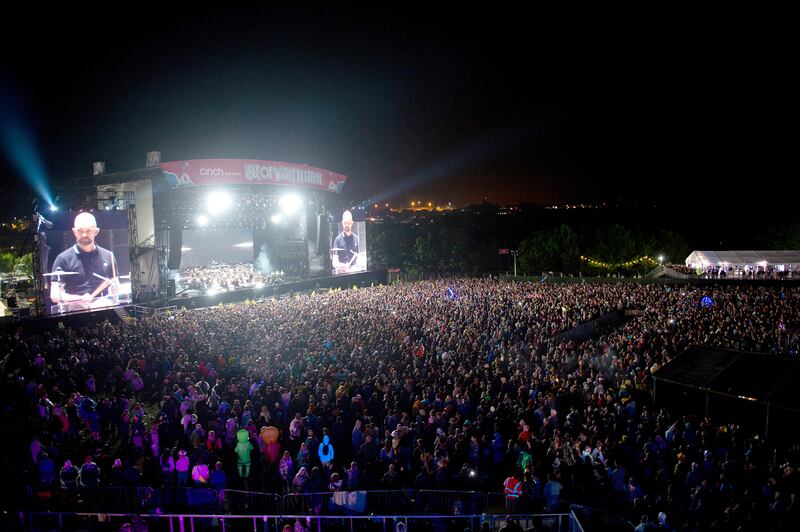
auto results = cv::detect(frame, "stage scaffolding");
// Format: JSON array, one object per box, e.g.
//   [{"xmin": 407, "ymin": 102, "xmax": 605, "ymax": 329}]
[{"xmin": 51, "ymin": 159, "xmax": 340, "ymax": 304}]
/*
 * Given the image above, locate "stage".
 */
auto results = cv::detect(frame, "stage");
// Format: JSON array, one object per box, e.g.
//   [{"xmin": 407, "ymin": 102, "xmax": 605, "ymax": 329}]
[
  {"xmin": 160, "ymin": 269, "xmax": 386, "ymax": 308},
  {"xmin": 2, "ymin": 270, "xmax": 387, "ymax": 333}
]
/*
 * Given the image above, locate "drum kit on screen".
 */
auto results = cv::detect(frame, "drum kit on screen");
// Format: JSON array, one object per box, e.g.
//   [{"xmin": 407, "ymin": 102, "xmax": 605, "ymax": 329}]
[
  {"xmin": 330, "ymin": 248, "xmax": 366, "ymax": 275},
  {"xmin": 44, "ymin": 271, "xmax": 133, "ymax": 314}
]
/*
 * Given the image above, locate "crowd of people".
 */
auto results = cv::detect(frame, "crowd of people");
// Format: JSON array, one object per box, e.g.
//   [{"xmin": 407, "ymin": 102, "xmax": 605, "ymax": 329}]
[
  {"xmin": 176, "ymin": 263, "xmax": 284, "ymax": 293},
  {"xmin": 665, "ymin": 263, "xmax": 800, "ymax": 280},
  {"xmin": 2, "ymin": 278, "xmax": 799, "ymax": 531}
]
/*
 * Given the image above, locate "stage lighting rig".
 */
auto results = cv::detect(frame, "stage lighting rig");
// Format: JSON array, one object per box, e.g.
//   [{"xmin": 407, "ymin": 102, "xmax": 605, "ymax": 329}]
[
  {"xmin": 279, "ymin": 194, "xmax": 302, "ymax": 215},
  {"xmin": 207, "ymin": 191, "xmax": 233, "ymax": 215}
]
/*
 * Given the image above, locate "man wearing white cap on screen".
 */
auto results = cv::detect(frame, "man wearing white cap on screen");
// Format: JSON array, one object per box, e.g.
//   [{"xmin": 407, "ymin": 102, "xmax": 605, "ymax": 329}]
[{"xmin": 332, "ymin": 210, "xmax": 361, "ymax": 273}]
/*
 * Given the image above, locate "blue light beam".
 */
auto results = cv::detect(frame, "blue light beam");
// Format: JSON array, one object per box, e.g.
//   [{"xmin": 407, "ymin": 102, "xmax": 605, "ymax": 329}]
[{"xmin": 0, "ymin": 85, "xmax": 53, "ymax": 208}]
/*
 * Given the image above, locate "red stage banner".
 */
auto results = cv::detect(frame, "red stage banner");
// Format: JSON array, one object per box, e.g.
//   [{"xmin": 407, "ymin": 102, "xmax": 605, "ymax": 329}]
[{"xmin": 160, "ymin": 159, "xmax": 347, "ymax": 193}]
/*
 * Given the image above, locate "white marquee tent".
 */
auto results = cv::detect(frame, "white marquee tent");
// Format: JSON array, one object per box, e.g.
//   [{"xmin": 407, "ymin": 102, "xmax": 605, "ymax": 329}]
[{"xmin": 685, "ymin": 250, "xmax": 800, "ymax": 270}]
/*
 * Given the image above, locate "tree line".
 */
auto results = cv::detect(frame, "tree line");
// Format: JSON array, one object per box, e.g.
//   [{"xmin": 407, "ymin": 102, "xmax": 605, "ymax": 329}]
[
  {"xmin": 0, "ymin": 252, "xmax": 33, "ymax": 277},
  {"xmin": 368, "ymin": 213, "xmax": 800, "ymax": 277}
]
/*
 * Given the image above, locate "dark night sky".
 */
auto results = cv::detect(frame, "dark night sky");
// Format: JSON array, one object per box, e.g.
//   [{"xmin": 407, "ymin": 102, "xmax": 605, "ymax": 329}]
[{"xmin": 1, "ymin": 6, "xmax": 795, "ymax": 217}]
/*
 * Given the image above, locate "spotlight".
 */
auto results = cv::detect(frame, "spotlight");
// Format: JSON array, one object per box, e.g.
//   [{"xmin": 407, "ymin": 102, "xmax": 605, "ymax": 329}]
[
  {"xmin": 207, "ymin": 191, "xmax": 233, "ymax": 215},
  {"xmin": 271, "ymin": 213, "xmax": 283, "ymax": 224},
  {"xmin": 279, "ymin": 194, "xmax": 302, "ymax": 215},
  {"xmin": 196, "ymin": 214, "xmax": 209, "ymax": 226},
  {"xmin": 50, "ymin": 205, "xmax": 58, "ymax": 212}
]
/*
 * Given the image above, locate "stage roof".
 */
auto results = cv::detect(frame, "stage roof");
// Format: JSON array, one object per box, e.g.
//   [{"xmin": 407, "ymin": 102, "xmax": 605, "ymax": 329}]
[
  {"xmin": 685, "ymin": 250, "xmax": 800, "ymax": 267},
  {"xmin": 653, "ymin": 347, "xmax": 800, "ymax": 412}
]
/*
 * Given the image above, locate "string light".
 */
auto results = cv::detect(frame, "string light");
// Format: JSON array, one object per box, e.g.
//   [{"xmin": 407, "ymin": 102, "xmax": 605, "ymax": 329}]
[{"xmin": 579, "ymin": 255, "xmax": 659, "ymax": 270}]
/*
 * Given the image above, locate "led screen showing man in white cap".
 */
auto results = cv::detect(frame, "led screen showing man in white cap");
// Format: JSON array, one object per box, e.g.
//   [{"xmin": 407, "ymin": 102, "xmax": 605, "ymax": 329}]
[{"xmin": 331, "ymin": 210, "xmax": 366, "ymax": 274}]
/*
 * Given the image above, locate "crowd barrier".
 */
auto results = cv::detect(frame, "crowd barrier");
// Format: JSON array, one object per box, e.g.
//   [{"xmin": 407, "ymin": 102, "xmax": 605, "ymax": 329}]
[
  {"xmin": 29, "ymin": 487, "xmax": 558, "ymax": 518},
  {"xmin": 24, "ymin": 510, "xmax": 573, "ymax": 532}
]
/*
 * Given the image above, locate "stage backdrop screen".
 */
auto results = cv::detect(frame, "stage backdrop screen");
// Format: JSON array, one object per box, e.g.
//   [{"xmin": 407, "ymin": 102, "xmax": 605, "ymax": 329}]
[
  {"xmin": 40, "ymin": 211, "xmax": 131, "ymax": 316},
  {"xmin": 179, "ymin": 229, "xmax": 253, "ymax": 269},
  {"xmin": 331, "ymin": 209, "xmax": 367, "ymax": 276}
]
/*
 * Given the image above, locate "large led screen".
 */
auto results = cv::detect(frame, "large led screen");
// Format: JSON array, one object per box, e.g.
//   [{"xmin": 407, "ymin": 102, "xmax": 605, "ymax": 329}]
[
  {"xmin": 40, "ymin": 211, "xmax": 131, "ymax": 315},
  {"xmin": 331, "ymin": 209, "xmax": 367, "ymax": 275}
]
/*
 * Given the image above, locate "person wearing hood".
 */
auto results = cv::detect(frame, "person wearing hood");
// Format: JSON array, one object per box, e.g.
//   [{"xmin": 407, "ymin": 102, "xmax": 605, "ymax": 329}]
[
  {"xmin": 111, "ymin": 458, "xmax": 126, "ymax": 486},
  {"xmin": 293, "ymin": 466, "xmax": 309, "ymax": 493},
  {"xmin": 79, "ymin": 455, "xmax": 101, "ymax": 490},
  {"xmin": 176, "ymin": 450, "xmax": 191, "ymax": 486},
  {"xmin": 60, "ymin": 460, "xmax": 79, "ymax": 493},
  {"xmin": 318, "ymin": 434, "xmax": 335, "ymax": 471},
  {"xmin": 210, "ymin": 461, "xmax": 227, "ymax": 492},
  {"xmin": 192, "ymin": 459, "xmax": 210, "ymax": 486},
  {"xmin": 280, "ymin": 451, "xmax": 295, "ymax": 493},
  {"xmin": 160, "ymin": 450, "xmax": 175, "ymax": 486},
  {"xmin": 38, "ymin": 452, "xmax": 56, "ymax": 489},
  {"xmin": 190, "ymin": 423, "xmax": 206, "ymax": 449}
]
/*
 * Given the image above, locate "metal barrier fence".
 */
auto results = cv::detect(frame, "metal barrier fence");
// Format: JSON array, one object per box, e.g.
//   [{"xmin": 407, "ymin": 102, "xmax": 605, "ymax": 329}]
[
  {"xmin": 30, "ymin": 487, "xmax": 561, "ymax": 517},
  {"xmin": 131, "ymin": 305, "xmax": 153, "ymax": 317},
  {"xmin": 416, "ymin": 490, "xmax": 487, "ymax": 514},
  {"xmin": 487, "ymin": 492, "xmax": 549, "ymax": 513},
  {"xmin": 32, "ymin": 487, "xmax": 282, "ymax": 515},
  {"xmin": 25, "ymin": 511, "xmax": 573, "ymax": 532},
  {"xmin": 275, "ymin": 490, "xmax": 416, "ymax": 516}
]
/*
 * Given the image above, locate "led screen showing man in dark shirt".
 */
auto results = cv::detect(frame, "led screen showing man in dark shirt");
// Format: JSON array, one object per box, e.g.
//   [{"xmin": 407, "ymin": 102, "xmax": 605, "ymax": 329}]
[
  {"xmin": 50, "ymin": 212, "xmax": 118, "ymax": 304},
  {"xmin": 332, "ymin": 210, "xmax": 361, "ymax": 274}
]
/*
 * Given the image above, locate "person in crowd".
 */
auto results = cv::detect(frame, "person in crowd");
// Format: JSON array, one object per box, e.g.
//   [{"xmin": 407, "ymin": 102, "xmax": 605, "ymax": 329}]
[
  {"xmin": 176, "ymin": 450, "xmax": 191, "ymax": 487},
  {"xmin": 79, "ymin": 455, "xmax": 101, "ymax": 490},
  {"xmin": 504, "ymin": 471, "xmax": 522, "ymax": 513},
  {"xmin": 60, "ymin": 460, "xmax": 79, "ymax": 493},
  {"xmin": 210, "ymin": 461, "xmax": 227, "ymax": 492}
]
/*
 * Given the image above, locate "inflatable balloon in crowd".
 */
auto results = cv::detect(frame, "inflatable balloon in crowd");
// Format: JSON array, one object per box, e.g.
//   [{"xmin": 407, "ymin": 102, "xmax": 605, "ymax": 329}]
[
  {"xmin": 235, "ymin": 429, "xmax": 253, "ymax": 478},
  {"xmin": 260, "ymin": 426, "xmax": 281, "ymax": 464},
  {"xmin": 446, "ymin": 287, "xmax": 457, "ymax": 300},
  {"xmin": 701, "ymin": 296, "xmax": 715, "ymax": 308}
]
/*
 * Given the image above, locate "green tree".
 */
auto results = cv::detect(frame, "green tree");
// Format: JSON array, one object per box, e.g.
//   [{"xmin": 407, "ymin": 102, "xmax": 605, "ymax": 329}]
[
  {"xmin": 445, "ymin": 225, "xmax": 482, "ymax": 273},
  {"xmin": 517, "ymin": 229, "xmax": 551, "ymax": 274},
  {"xmin": 413, "ymin": 233, "xmax": 438, "ymax": 271},
  {"xmin": 592, "ymin": 224, "xmax": 636, "ymax": 265},
  {"xmin": 0, "ymin": 252, "xmax": 16, "ymax": 273},
  {"xmin": 15, "ymin": 252, "xmax": 33, "ymax": 277},
  {"xmin": 517, "ymin": 224, "xmax": 580, "ymax": 275},
  {"xmin": 651, "ymin": 230, "xmax": 689, "ymax": 266},
  {"xmin": 552, "ymin": 224, "xmax": 580, "ymax": 272}
]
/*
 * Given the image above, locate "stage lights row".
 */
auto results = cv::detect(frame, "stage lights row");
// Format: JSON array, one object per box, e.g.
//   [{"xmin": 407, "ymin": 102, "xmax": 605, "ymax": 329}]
[{"xmin": 196, "ymin": 191, "xmax": 303, "ymax": 227}]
